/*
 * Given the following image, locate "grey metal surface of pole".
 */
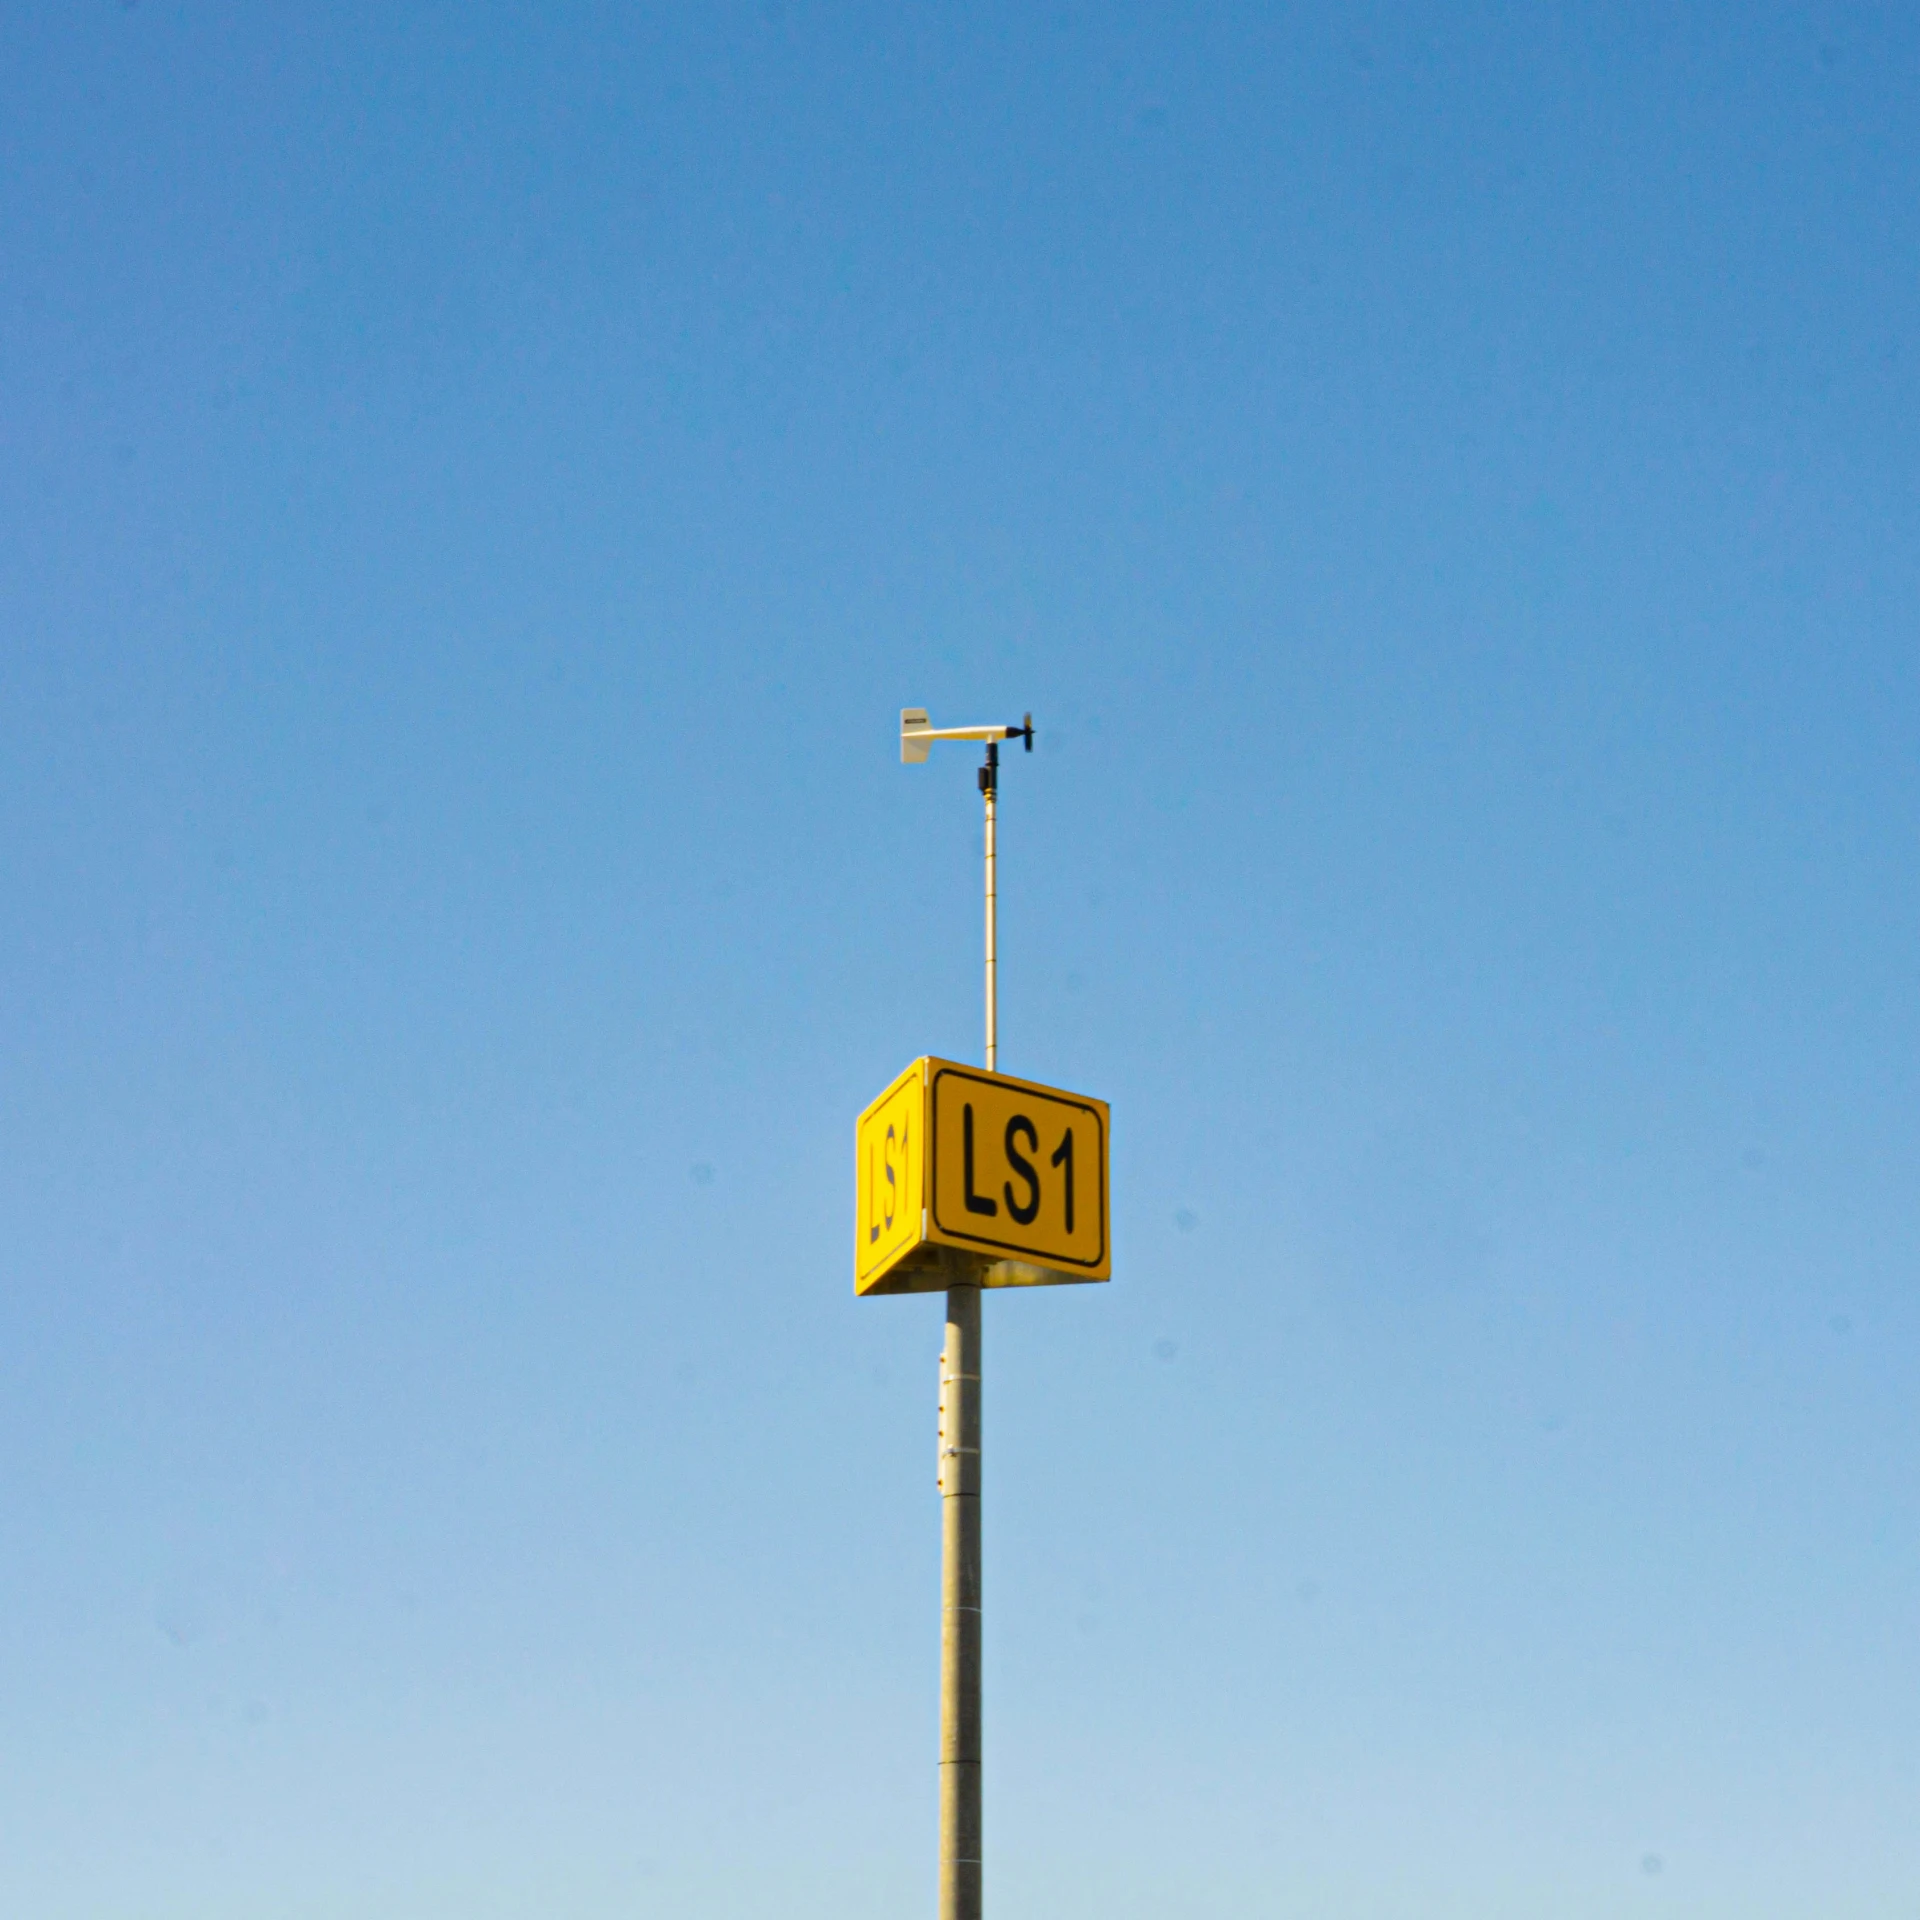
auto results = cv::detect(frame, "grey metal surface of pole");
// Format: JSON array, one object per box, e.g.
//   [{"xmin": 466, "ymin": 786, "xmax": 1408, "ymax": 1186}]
[
  {"xmin": 937, "ymin": 742, "xmax": 996, "ymax": 1920},
  {"xmin": 983, "ymin": 751, "xmax": 998, "ymax": 1073},
  {"xmin": 938, "ymin": 1284, "xmax": 982, "ymax": 1920}
]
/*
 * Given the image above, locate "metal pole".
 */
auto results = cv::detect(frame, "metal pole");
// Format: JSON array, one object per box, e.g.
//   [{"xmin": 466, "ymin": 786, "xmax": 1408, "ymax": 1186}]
[
  {"xmin": 938, "ymin": 1284, "xmax": 982, "ymax": 1920},
  {"xmin": 982, "ymin": 742, "xmax": 998, "ymax": 1073},
  {"xmin": 938, "ymin": 739, "xmax": 996, "ymax": 1920}
]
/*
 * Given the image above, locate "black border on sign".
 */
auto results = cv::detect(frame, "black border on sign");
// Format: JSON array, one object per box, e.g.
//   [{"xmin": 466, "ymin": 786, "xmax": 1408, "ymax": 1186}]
[{"xmin": 928, "ymin": 1064, "xmax": 1108, "ymax": 1269}]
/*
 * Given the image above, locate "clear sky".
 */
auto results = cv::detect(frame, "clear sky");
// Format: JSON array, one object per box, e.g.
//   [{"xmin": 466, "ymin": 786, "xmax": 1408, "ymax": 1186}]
[{"xmin": 4, "ymin": 4, "xmax": 1917, "ymax": 1916}]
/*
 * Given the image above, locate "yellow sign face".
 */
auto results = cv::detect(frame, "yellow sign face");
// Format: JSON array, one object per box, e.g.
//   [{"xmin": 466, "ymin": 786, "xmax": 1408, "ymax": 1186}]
[
  {"xmin": 855, "ymin": 1059, "xmax": 926, "ymax": 1292},
  {"xmin": 928, "ymin": 1062, "xmax": 1107, "ymax": 1274},
  {"xmin": 855, "ymin": 1058, "xmax": 1109, "ymax": 1295}
]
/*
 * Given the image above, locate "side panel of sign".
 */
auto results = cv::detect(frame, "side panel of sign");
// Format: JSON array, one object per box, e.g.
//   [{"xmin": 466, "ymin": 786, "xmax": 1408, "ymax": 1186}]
[
  {"xmin": 926, "ymin": 1062, "xmax": 1108, "ymax": 1278},
  {"xmin": 855, "ymin": 1059, "xmax": 928, "ymax": 1291}
]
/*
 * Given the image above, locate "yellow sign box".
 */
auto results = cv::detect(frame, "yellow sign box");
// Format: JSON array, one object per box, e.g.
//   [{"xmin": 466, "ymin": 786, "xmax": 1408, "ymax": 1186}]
[{"xmin": 856, "ymin": 1058, "xmax": 1110, "ymax": 1295}]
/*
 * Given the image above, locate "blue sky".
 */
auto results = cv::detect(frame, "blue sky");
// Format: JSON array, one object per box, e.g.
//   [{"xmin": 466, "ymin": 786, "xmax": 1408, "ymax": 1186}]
[{"xmin": 3, "ymin": 4, "xmax": 1917, "ymax": 1915}]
